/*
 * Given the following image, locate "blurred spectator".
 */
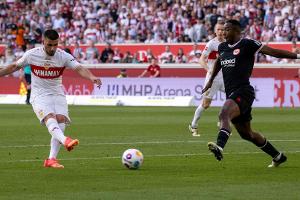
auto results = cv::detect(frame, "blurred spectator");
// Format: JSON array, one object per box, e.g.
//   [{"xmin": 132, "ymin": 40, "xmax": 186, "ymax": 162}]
[
  {"xmin": 61, "ymin": 41, "xmax": 72, "ymax": 55},
  {"xmin": 165, "ymin": 54, "xmax": 175, "ymax": 64},
  {"xmin": 52, "ymin": 13, "xmax": 66, "ymax": 30},
  {"xmin": 159, "ymin": 45, "xmax": 173, "ymax": 63},
  {"xmin": 113, "ymin": 48, "xmax": 123, "ymax": 63},
  {"xmin": 83, "ymin": 23, "xmax": 99, "ymax": 43},
  {"xmin": 85, "ymin": 40, "xmax": 99, "ymax": 60},
  {"xmin": 131, "ymin": 53, "xmax": 140, "ymax": 63},
  {"xmin": 175, "ymin": 48, "xmax": 188, "ymax": 63},
  {"xmin": 86, "ymin": 52, "xmax": 99, "ymax": 64},
  {"xmin": 121, "ymin": 51, "xmax": 133, "ymax": 63},
  {"xmin": 14, "ymin": 45, "xmax": 25, "ymax": 59},
  {"xmin": 139, "ymin": 58, "xmax": 161, "ymax": 78},
  {"xmin": 188, "ymin": 43, "xmax": 201, "ymax": 62},
  {"xmin": 291, "ymin": 41, "xmax": 300, "ymax": 63},
  {"xmin": 239, "ymin": 10, "xmax": 249, "ymax": 29},
  {"xmin": 100, "ymin": 42, "xmax": 114, "ymax": 63},
  {"xmin": 261, "ymin": 26, "xmax": 273, "ymax": 42},
  {"xmin": 105, "ymin": 53, "xmax": 114, "ymax": 63},
  {"xmin": 15, "ymin": 24, "xmax": 26, "ymax": 50},
  {"xmin": 189, "ymin": 50, "xmax": 202, "ymax": 63},
  {"xmin": 117, "ymin": 68, "xmax": 128, "ymax": 78},
  {"xmin": 72, "ymin": 41, "xmax": 84, "ymax": 60},
  {"xmin": 194, "ymin": 19, "xmax": 207, "ymax": 42}
]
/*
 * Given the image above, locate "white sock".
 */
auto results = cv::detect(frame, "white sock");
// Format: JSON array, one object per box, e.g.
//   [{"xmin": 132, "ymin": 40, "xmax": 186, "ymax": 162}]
[
  {"xmin": 48, "ymin": 123, "xmax": 66, "ymax": 159},
  {"xmin": 45, "ymin": 118, "xmax": 66, "ymax": 144},
  {"xmin": 58, "ymin": 123, "xmax": 66, "ymax": 132},
  {"xmin": 191, "ymin": 105, "xmax": 205, "ymax": 128},
  {"xmin": 49, "ymin": 137, "xmax": 61, "ymax": 159}
]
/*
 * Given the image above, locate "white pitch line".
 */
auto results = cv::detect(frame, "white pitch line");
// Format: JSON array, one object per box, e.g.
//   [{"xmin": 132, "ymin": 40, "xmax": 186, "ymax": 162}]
[
  {"xmin": 0, "ymin": 139, "xmax": 300, "ymax": 149},
  {"xmin": 3, "ymin": 150, "xmax": 300, "ymax": 163}
]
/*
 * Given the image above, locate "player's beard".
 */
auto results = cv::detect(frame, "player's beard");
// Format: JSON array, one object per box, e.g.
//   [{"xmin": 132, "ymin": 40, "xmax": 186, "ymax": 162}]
[{"xmin": 46, "ymin": 50, "xmax": 55, "ymax": 56}]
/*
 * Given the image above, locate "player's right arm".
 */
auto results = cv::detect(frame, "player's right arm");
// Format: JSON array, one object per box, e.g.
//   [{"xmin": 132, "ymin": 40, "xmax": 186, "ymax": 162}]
[
  {"xmin": 202, "ymin": 57, "xmax": 221, "ymax": 94},
  {"xmin": 199, "ymin": 53, "xmax": 209, "ymax": 71},
  {"xmin": 0, "ymin": 49, "xmax": 29, "ymax": 77},
  {"xmin": 0, "ymin": 62, "xmax": 21, "ymax": 77},
  {"xmin": 200, "ymin": 42, "xmax": 211, "ymax": 71}
]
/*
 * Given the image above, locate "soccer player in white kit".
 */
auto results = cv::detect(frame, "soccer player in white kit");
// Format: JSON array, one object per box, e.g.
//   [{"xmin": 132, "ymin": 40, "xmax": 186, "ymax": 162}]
[
  {"xmin": 0, "ymin": 30, "xmax": 102, "ymax": 168},
  {"xmin": 189, "ymin": 23, "xmax": 225, "ymax": 136}
]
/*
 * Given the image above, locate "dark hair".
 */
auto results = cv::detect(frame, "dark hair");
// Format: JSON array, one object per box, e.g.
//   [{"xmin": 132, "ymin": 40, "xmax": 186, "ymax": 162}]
[
  {"xmin": 226, "ymin": 19, "xmax": 242, "ymax": 29},
  {"xmin": 43, "ymin": 29, "xmax": 59, "ymax": 40}
]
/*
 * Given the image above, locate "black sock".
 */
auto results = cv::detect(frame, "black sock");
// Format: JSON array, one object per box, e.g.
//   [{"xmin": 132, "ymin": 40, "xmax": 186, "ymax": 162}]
[
  {"xmin": 26, "ymin": 89, "xmax": 31, "ymax": 102},
  {"xmin": 259, "ymin": 139, "xmax": 280, "ymax": 158},
  {"xmin": 216, "ymin": 128, "xmax": 231, "ymax": 149}
]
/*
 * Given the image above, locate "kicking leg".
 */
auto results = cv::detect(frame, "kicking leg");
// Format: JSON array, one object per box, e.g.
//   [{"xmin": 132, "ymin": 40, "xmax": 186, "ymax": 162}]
[
  {"xmin": 234, "ymin": 122, "xmax": 287, "ymax": 167},
  {"xmin": 44, "ymin": 114, "xmax": 66, "ymax": 168},
  {"xmin": 48, "ymin": 115, "xmax": 66, "ymax": 159}
]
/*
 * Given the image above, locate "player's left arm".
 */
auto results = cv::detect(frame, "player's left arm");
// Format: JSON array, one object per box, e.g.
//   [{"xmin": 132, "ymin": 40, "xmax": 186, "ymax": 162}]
[
  {"xmin": 260, "ymin": 45, "xmax": 299, "ymax": 59},
  {"xmin": 74, "ymin": 65, "xmax": 102, "ymax": 88},
  {"xmin": 64, "ymin": 52, "xmax": 102, "ymax": 88}
]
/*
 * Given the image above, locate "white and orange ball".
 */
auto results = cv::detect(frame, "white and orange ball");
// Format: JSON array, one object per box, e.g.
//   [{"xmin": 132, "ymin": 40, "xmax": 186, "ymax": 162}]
[{"xmin": 122, "ymin": 149, "xmax": 144, "ymax": 169}]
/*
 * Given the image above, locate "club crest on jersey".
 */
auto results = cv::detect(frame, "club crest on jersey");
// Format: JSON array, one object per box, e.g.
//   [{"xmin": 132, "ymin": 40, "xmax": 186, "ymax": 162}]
[
  {"xmin": 44, "ymin": 62, "xmax": 52, "ymax": 70},
  {"xmin": 233, "ymin": 49, "xmax": 240, "ymax": 55}
]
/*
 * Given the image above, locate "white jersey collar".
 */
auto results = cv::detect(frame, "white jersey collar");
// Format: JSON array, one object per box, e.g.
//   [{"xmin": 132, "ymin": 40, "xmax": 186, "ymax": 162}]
[{"xmin": 228, "ymin": 38, "xmax": 242, "ymax": 48}]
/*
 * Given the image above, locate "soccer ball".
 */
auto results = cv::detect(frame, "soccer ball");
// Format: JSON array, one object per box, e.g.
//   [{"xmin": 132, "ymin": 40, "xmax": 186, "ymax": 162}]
[{"xmin": 122, "ymin": 149, "xmax": 144, "ymax": 169}]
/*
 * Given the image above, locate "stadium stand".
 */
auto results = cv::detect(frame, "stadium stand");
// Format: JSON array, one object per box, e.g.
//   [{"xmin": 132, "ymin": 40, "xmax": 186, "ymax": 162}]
[{"xmin": 0, "ymin": 0, "xmax": 299, "ymax": 64}]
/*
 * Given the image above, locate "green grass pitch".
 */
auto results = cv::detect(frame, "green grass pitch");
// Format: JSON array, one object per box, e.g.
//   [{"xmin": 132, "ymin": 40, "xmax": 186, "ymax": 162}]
[{"xmin": 0, "ymin": 105, "xmax": 299, "ymax": 200}]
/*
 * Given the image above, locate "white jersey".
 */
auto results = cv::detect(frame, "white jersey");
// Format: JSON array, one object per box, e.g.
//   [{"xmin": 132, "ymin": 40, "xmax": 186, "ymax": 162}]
[
  {"xmin": 202, "ymin": 37, "xmax": 223, "ymax": 80},
  {"xmin": 16, "ymin": 47, "xmax": 80, "ymax": 99}
]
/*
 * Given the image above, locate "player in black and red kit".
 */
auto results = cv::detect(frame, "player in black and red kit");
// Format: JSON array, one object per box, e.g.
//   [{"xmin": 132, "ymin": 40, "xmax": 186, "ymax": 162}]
[{"xmin": 202, "ymin": 20, "xmax": 300, "ymax": 167}]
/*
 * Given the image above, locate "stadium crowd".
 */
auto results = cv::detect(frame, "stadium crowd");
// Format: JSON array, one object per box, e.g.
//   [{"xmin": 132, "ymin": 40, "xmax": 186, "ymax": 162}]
[{"xmin": 0, "ymin": 0, "xmax": 300, "ymax": 65}]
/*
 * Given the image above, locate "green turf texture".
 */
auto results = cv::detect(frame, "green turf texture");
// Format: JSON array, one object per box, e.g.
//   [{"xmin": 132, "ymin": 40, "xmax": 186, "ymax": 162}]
[{"xmin": 0, "ymin": 105, "xmax": 299, "ymax": 200}]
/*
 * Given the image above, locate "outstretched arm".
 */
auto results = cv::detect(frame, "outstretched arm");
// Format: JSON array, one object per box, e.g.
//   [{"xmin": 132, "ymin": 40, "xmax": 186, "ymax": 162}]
[
  {"xmin": 75, "ymin": 65, "xmax": 102, "ymax": 88},
  {"xmin": 202, "ymin": 57, "xmax": 221, "ymax": 94},
  {"xmin": 260, "ymin": 45, "xmax": 299, "ymax": 59},
  {"xmin": 0, "ymin": 63, "xmax": 21, "ymax": 77}
]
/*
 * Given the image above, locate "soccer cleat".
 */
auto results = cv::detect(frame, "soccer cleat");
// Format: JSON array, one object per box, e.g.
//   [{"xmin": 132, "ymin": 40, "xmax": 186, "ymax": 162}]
[
  {"xmin": 208, "ymin": 142, "xmax": 223, "ymax": 161},
  {"xmin": 268, "ymin": 153, "xmax": 287, "ymax": 168},
  {"xmin": 188, "ymin": 124, "xmax": 200, "ymax": 137},
  {"xmin": 44, "ymin": 158, "xmax": 64, "ymax": 169},
  {"xmin": 64, "ymin": 137, "xmax": 79, "ymax": 152}
]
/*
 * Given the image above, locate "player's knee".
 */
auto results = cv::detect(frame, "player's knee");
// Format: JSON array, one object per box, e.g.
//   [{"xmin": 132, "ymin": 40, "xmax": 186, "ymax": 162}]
[
  {"xmin": 43, "ymin": 113, "xmax": 56, "ymax": 123},
  {"xmin": 239, "ymin": 131, "xmax": 255, "ymax": 142},
  {"xmin": 202, "ymin": 102, "xmax": 210, "ymax": 109},
  {"xmin": 56, "ymin": 115, "xmax": 66, "ymax": 123},
  {"xmin": 218, "ymin": 110, "xmax": 229, "ymax": 121}
]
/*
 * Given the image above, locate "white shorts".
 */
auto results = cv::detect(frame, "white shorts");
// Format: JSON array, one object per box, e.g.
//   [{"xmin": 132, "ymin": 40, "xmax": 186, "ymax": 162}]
[
  {"xmin": 31, "ymin": 94, "xmax": 70, "ymax": 124},
  {"xmin": 203, "ymin": 73, "xmax": 225, "ymax": 99}
]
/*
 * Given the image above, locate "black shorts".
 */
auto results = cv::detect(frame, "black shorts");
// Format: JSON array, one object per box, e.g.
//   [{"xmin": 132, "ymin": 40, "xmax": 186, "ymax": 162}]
[
  {"xmin": 227, "ymin": 85, "xmax": 255, "ymax": 124},
  {"xmin": 25, "ymin": 74, "xmax": 31, "ymax": 85}
]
